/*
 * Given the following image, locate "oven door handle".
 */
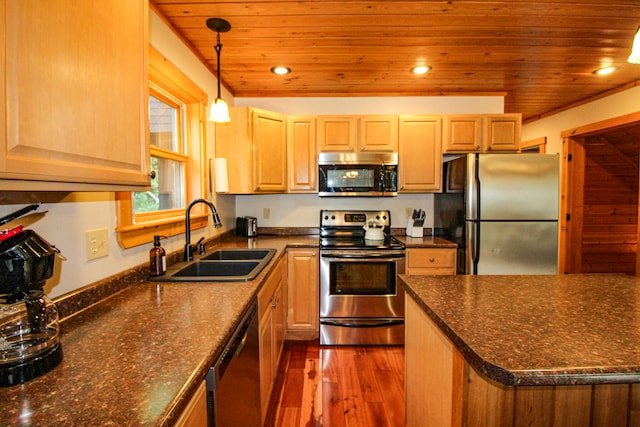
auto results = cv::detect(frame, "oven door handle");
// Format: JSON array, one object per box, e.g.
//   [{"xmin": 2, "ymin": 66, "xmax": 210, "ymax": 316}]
[
  {"xmin": 321, "ymin": 252, "xmax": 405, "ymax": 260},
  {"xmin": 320, "ymin": 319, "xmax": 404, "ymax": 328}
]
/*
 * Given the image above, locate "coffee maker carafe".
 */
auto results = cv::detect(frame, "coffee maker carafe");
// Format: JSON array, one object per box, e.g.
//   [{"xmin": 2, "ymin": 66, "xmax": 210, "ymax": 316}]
[{"xmin": 0, "ymin": 204, "xmax": 63, "ymax": 387}]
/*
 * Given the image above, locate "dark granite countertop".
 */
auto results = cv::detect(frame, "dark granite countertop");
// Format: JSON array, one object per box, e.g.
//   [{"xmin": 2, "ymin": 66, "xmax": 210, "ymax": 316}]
[
  {"xmin": 395, "ymin": 235, "xmax": 458, "ymax": 248},
  {"xmin": 0, "ymin": 235, "xmax": 317, "ymax": 427},
  {"xmin": 400, "ymin": 273, "xmax": 640, "ymax": 387}
]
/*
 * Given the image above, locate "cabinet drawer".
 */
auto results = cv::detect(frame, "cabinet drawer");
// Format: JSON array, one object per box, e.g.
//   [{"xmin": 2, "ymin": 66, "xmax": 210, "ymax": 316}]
[{"xmin": 406, "ymin": 249, "xmax": 456, "ymax": 275}]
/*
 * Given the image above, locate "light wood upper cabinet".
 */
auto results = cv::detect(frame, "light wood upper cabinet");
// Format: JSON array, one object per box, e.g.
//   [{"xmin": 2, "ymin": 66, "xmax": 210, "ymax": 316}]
[
  {"xmin": 442, "ymin": 115, "xmax": 483, "ymax": 153},
  {"xmin": 318, "ymin": 115, "xmax": 397, "ymax": 152},
  {"xmin": 317, "ymin": 116, "xmax": 357, "ymax": 152},
  {"xmin": 443, "ymin": 114, "xmax": 522, "ymax": 153},
  {"xmin": 398, "ymin": 115, "xmax": 442, "ymax": 192},
  {"xmin": 483, "ymin": 114, "xmax": 522, "ymax": 152},
  {"xmin": 215, "ymin": 107, "xmax": 287, "ymax": 194},
  {"xmin": 0, "ymin": 0, "xmax": 150, "ymax": 191},
  {"xmin": 287, "ymin": 116, "xmax": 317, "ymax": 192},
  {"xmin": 287, "ymin": 249, "xmax": 319, "ymax": 336},
  {"xmin": 359, "ymin": 115, "xmax": 398, "ymax": 152}
]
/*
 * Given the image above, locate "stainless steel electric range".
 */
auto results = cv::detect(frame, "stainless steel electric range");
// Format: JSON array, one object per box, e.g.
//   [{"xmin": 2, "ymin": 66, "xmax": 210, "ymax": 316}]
[{"xmin": 319, "ymin": 210, "xmax": 406, "ymax": 345}]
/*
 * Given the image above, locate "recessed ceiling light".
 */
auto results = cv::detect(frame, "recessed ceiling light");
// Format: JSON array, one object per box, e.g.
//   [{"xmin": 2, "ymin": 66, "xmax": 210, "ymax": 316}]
[
  {"xmin": 411, "ymin": 65, "xmax": 431, "ymax": 75},
  {"xmin": 271, "ymin": 66, "xmax": 292, "ymax": 75},
  {"xmin": 592, "ymin": 66, "xmax": 619, "ymax": 75}
]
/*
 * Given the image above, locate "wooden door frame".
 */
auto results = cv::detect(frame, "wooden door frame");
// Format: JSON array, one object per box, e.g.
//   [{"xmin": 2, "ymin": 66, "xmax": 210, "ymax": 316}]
[{"xmin": 559, "ymin": 112, "xmax": 640, "ymax": 275}]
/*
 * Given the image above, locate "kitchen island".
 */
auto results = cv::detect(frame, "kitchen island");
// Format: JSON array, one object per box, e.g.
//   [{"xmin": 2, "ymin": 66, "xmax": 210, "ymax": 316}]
[{"xmin": 399, "ymin": 273, "xmax": 640, "ymax": 427}]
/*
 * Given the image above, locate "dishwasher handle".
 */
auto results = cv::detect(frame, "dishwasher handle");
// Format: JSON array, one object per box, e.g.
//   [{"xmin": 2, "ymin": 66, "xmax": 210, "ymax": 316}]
[{"xmin": 206, "ymin": 300, "xmax": 257, "ymax": 389}]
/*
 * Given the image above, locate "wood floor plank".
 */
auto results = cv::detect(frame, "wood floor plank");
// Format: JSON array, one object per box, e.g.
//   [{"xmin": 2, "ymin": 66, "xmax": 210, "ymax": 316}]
[
  {"xmin": 271, "ymin": 340, "xmax": 405, "ymax": 427},
  {"xmin": 300, "ymin": 357, "xmax": 323, "ymax": 427}
]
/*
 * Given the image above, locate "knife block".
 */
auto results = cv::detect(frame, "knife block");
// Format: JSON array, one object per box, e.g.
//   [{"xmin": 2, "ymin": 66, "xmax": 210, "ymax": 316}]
[{"xmin": 406, "ymin": 218, "xmax": 423, "ymax": 238}]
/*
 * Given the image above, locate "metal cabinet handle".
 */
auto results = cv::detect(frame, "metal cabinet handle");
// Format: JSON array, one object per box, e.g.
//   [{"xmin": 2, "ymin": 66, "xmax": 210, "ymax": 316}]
[{"xmin": 429, "ymin": 257, "xmax": 435, "ymax": 262}]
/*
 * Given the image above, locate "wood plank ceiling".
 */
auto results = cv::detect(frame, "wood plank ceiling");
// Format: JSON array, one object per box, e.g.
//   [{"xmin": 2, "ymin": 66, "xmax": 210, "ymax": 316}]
[{"xmin": 150, "ymin": 0, "xmax": 640, "ymax": 122}]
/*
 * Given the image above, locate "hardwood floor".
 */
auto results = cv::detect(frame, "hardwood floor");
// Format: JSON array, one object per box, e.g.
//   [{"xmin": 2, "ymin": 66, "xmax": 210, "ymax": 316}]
[{"xmin": 266, "ymin": 340, "xmax": 405, "ymax": 427}]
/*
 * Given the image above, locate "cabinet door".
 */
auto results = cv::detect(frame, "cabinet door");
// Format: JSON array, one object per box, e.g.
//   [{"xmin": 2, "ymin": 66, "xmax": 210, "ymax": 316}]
[
  {"xmin": 253, "ymin": 109, "xmax": 287, "ymax": 192},
  {"xmin": 287, "ymin": 116, "xmax": 317, "ymax": 192},
  {"xmin": 174, "ymin": 381, "xmax": 208, "ymax": 427},
  {"xmin": 359, "ymin": 115, "xmax": 398, "ymax": 152},
  {"xmin": 317, "ymin": 116, "xmax": 358, "ymax": 152},
  {"xmin": 259, "ymin": 309, "xmax": 273, "ymax": 421},
  {"xmin": 215, "ymin": 107, "xmax": 253, "ymax": 194},
  {"xmin": 398, "ymin": 115, "xmax": 442, "ymax": 192},
  {"xmin": 287, "ymin": 249, "xmax": 319, "ymax": 331},
  {"xmin": 272, "ymin": 280, "xmax": 286, "ymax": 369},
  {"xmin": 443, "ymin": 116, "xmax": 482, "ymax": 153},
  {"xmin": 483, "ymin": 114, "xmax": 521, "ymax": 152},
  {"xmin": 1, "ymin": 0, "xmax": 150, "ymax": 190}
]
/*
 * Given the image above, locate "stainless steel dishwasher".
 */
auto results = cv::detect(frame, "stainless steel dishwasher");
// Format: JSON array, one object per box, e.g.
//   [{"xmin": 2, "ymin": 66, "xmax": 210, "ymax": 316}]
[{"xmin": 205, "ymin": 299, "xmax": 261, "ymax": 427}]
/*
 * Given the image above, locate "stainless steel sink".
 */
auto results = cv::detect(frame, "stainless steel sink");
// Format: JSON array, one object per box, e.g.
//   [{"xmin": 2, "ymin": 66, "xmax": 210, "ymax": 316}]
[{"xmin": 153, "ymin": 248, "xmax": 276, "ymax": 282}]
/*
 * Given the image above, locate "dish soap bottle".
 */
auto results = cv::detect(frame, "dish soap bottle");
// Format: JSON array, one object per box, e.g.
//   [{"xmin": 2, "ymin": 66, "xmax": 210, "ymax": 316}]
[{"xmin": 149, "ymin": 235, "xmax": 166, "ymax": 276}]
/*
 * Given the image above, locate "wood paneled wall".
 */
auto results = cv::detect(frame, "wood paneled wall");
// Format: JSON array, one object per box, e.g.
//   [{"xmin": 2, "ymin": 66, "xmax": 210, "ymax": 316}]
[
  {"xmin": 580, "ymin": 139, "xmax": 638, "ymax": 274},
  {"xmin": 561, "ymin": 113, "xmax": 640, "ymax": 276}
]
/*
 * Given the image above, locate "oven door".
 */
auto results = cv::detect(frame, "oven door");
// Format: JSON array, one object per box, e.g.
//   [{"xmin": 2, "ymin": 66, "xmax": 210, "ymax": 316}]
[{"xmin": 319, "ymin": 251, "xmax": 405, "ymax": 319}]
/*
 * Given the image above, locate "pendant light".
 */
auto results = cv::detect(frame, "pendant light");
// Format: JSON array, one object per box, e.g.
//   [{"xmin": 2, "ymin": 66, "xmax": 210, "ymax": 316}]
[
  {"xmin": 206, "ymin": 18, "xmax": 231, "ymax": 123},
  {"xmin": 629, "ymin": 26, "xmax": 640, "ymax": 64}
]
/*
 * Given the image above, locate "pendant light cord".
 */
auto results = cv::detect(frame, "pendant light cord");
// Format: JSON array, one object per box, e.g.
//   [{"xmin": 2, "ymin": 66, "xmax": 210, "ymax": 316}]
[{"xmin": 215, "ymin": 32, "xmax": 223, "ymax": 99}]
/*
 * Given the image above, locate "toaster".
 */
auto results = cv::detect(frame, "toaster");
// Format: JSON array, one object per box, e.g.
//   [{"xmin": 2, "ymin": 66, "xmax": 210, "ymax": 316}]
[{"xmin": 236, "ymin": 216, "xmax": 258, "ymax": 237}]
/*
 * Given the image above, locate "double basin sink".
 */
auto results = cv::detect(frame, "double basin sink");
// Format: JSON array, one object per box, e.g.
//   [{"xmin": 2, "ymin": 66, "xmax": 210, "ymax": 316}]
[{"xmin": 155, "ymin": 248, "xmax": 276, "ymax": 282}]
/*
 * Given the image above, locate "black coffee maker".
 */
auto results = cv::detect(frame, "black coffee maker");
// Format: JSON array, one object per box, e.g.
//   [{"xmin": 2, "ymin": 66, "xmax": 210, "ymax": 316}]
[{"xmin": 0, "ymin": 204, "xmax": 63, "ymax": 387}]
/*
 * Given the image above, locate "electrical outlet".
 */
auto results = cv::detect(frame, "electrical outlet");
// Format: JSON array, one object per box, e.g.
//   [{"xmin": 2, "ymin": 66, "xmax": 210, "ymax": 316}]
[
  {"xmin": 86, "ymin": 228, "xmax": 109, "ymax": 260},
  {"xmin": 263, "ymin": 208, "xmax": 271, "ymax": 220},
  {"xmin": 406, "ymin": 208, "xmax": 414, "ymax": 218}
]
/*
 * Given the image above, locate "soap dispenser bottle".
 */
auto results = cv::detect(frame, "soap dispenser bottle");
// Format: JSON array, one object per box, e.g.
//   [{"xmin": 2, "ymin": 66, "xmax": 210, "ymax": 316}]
[{"xmin": 149, "ymin": 235, "xmax": 166, "ymax": 277}]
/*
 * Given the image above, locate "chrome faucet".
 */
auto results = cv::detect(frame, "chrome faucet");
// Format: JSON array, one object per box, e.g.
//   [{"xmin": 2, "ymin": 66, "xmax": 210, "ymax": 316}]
[{"xmin": 184, "ymin": 198, "xmax": 222, "ymax": 261}]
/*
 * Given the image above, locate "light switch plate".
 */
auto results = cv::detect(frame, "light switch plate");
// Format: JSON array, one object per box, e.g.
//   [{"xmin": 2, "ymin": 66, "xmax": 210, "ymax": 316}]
[
  {"xmin": 86, "ymin": 228, "xmax": 109, "ymax": 260},
  {"xmin": 263, "ymin": 208, "xmax": 271, "ymax": 220}
]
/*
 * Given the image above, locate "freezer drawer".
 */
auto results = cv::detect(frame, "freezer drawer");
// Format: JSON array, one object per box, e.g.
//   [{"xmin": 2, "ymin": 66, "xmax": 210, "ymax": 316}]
[{"xmin": 466, "ymin": 221, "xmax": 558, "ymax": 274}]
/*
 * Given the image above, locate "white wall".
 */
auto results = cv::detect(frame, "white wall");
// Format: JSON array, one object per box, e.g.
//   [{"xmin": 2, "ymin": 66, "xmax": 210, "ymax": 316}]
[{"xmin": 521, "ymin": 86, "xmax": 640, "ymax": 154}]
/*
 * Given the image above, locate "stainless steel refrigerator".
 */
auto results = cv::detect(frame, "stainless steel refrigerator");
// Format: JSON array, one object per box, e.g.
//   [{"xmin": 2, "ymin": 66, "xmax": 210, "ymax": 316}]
[{"xmin": 435, "ymin": 153, "xmax": 559, "ymax": 275}]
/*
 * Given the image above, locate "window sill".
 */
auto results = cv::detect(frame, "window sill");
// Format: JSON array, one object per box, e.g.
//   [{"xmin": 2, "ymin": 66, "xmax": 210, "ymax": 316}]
[{"xmin": 116, "ymin": 213, "xmax": 208, "ymax": 249}]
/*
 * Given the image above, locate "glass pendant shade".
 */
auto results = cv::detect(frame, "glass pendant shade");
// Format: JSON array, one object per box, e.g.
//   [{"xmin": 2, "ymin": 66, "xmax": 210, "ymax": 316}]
[
  {"xmin": 209, "ymin": 97, "xmax": 230, "ymax": 123},
  {"xmin": 629, "ymin": 28, "xmax": 640, "ymax": 64}
]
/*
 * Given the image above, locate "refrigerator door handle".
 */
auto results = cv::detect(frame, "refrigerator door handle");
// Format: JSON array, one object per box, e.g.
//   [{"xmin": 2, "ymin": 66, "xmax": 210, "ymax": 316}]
[
  {"xmin": 466, "ymin": 154, "xmax": 481, "ymax": 221},
  {"xmin": 465, "ymin": 220, "xmax": 480, "ymax": 275}
]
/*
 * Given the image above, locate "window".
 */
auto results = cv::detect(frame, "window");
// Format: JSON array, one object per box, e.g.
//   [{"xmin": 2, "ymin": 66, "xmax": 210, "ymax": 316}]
[{"xmin": 115, "ymin": 47, "xmax": 209, "ymax": 249}]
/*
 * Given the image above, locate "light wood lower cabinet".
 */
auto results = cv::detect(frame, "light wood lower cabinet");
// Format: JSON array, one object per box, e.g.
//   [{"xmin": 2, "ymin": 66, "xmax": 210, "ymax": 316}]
[
  {"xmin": 174, "ymin": 380, "xmax": 208, "ymax": 427},
  {"xmin": 258, "ymin": 256, "xmax": 287, "ymax": 423},
  {"xmin": 286, "ymin": 249, "xmax": 319, "ymax": 339},
  {"xmin": 405, "ymin": 295, "xmax": 640, "ymax": 427},
  {"xmin": 406, "ymin": 248, "xmax": 457, "ymax": 275}
]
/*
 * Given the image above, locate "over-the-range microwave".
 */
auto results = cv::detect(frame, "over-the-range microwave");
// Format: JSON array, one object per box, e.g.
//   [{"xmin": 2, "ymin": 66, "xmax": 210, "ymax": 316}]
[{"xmin": 318, "ymin": 152, "xmax": 398, "ymax": 197}]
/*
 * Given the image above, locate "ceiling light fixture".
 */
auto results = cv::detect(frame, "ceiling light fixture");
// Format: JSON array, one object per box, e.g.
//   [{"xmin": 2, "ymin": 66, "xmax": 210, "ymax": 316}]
[
  {"xmin": 206, "ymin": 18, "xmax": 231, "ymax": 123},
  {"xmin": 411, "ymin": 65, "xmax": 432, "ymax": 75},
  {"xmin": 629, "ymin": 26, "xmax": 640, "ymax": 64},
  {"xmin": 271, "ymin": 66, "xmax": 292, "ymax": 75},
  {"xmin": 592, "ymin": 66, "xmax": 619, "ymax": 76}
]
